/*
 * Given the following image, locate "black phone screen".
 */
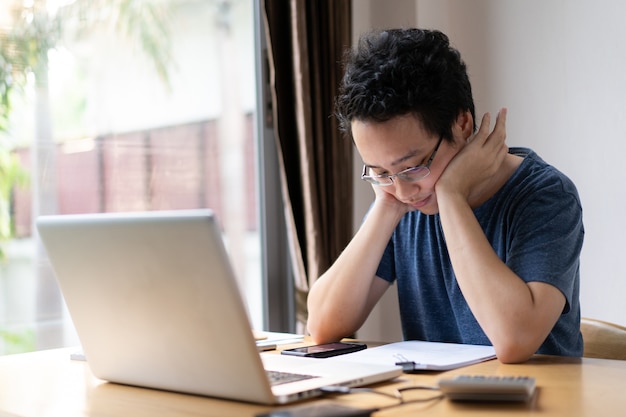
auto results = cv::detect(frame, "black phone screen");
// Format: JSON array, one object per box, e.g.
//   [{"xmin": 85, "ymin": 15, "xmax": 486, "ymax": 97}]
[{"xmin": 281, "ymin": 342, "xmax": 367, "ymax": 358}]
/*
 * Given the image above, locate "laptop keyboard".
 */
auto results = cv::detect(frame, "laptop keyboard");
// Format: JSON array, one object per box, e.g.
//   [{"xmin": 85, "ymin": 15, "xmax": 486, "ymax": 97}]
[{"xmin": 266, "ymin": 370, "xmax": 318, "ymax": 386}]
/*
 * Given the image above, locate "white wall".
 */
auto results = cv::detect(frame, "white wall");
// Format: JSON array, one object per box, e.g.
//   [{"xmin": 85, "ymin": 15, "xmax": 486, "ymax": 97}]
[{"xmin": 355, "ymin": 0, "xmax": 626, "ymax": 342}]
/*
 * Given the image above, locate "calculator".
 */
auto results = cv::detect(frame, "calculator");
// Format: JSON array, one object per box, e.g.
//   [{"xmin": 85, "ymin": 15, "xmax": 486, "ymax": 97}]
[{"xmin": 438, "ymin": 375, "xmax": 536, "ymax": 402}]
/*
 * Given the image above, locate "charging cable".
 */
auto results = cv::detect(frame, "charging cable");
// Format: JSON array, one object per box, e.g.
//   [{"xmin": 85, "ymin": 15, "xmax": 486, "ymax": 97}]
[{"xmin": 319, "ymin": 384, "xmax": 444, "ymax": 410}]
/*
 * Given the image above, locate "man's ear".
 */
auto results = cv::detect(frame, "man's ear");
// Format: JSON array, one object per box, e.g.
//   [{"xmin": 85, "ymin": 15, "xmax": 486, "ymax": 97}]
[{"xmin": 453, "ymin": 110, "xmax": 474, "ymax": 141}]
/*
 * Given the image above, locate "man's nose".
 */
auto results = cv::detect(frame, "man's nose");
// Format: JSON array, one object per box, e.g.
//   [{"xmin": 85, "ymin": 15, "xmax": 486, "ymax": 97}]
[{"xmin": 392, "ymin": 179, "xmax": 420, "ymax": 201}]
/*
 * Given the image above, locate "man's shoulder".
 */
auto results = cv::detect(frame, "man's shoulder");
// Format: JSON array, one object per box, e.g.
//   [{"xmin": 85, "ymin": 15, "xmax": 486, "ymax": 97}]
[{"xmin": 509, "ymin": 147, "xmax": 578, "ymax": 193}]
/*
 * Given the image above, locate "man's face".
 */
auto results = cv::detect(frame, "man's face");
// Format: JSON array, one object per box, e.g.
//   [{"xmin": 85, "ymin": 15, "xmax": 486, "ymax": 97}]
[{"xmin": 353, "ymin": 114, "xmax": 460, "ymax": 215}]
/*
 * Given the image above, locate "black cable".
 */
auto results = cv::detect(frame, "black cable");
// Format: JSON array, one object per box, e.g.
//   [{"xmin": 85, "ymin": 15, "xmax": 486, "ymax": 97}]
[
  {"xmin": 374, "ymin": 396, "xmax": 445, "ymax": 412},
  {"xmin": 320, "ymin": 385, "xmax": 401, "ymax": 400},
  {"xmin": 319, "ymin": 384, "xmax": 444, "ymax": 412}
]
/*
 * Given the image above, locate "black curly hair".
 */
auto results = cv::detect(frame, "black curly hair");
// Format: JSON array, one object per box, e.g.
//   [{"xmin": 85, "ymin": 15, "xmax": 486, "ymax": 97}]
[{"xmin": 335, "ymin": 28, "xmax": 475, "ymax": 143}]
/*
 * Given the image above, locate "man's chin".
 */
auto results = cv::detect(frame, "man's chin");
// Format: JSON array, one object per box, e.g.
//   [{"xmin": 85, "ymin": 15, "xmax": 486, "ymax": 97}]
[
  {"xmin": 407, "ymin": 195, "xmax": 438, "ymax": 215},
  {"xmin": 415, "ymin": 206, "xmax": 439, "ymax": 216}
]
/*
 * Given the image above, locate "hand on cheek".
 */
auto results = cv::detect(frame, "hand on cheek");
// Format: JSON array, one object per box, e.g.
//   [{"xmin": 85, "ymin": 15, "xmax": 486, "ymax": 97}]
[
  {"xmin": 436, "ymin": 109, "xmax": 508, "ymax": 201},
  {"xmin": 371, "ymin": 184, "xmax": 419, "ymax": 218}
]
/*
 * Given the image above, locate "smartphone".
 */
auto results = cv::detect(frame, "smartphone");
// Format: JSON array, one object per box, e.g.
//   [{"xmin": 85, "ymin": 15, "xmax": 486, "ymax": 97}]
[{"xmin": 281, "ymin": 342, "xmax": 367, "ymax": 358}]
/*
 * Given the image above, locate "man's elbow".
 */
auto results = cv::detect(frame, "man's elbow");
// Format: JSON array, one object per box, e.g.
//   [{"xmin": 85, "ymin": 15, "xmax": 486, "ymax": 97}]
[
  {"xmin": 493, "ymin": 340, "xmax": 537, "ymax": 364},
  {"xmin": 306, "ymin": 312, "xmax": 354, "ymax": 345},
  {"xmin": 306, "ymin": 318, "xmax": 325, "ymax": 344},
  {"xmin": 307, "ymin": 327, "xmax": 338, "ymax": 345}
]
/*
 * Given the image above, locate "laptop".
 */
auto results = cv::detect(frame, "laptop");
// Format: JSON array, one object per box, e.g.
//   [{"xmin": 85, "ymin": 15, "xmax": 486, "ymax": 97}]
[{"xmin": 36, "ymin": 209, "xmax": 402, "ymax": 404}]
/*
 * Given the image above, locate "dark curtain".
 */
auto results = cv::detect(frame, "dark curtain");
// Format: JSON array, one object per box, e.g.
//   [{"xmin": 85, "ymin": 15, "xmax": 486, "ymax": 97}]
[{"xmin": 262, "ymin": 0, "xmax": 353, "ymax": 331}]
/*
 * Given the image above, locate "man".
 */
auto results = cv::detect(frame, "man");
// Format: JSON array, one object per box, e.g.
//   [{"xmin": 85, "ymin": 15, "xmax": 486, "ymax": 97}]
[{"xmin": 307, "ymin": 28, "xmax": 584, "ymax": 363}]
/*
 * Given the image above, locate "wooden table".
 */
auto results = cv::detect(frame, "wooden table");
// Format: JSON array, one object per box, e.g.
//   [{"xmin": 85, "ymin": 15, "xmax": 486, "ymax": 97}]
[{"xmin": 0, "ymin": 345, "xmax": 625, "ymax": 416}]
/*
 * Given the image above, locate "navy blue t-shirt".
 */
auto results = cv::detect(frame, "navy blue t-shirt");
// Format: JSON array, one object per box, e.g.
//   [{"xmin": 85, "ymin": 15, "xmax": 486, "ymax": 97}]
[{"xmin": 376, "ymin": 148, "xmax": 584, "ymax": 356}]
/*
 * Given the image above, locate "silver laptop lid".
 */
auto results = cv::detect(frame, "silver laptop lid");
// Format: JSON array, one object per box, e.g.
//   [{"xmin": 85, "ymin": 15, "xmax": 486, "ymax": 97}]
[{"xmin": 36, "ymin": 209, "xmax": 276, "ymax": 403}]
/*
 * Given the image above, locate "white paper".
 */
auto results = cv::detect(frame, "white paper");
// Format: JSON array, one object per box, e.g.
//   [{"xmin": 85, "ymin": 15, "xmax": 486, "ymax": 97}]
[{"xmin": 329, "ymin": 340, "xmax": 496, "ymax": 371}]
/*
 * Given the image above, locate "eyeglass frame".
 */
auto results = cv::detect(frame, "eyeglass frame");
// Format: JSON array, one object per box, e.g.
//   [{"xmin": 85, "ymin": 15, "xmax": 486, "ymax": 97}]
[{"xmin": 360, "ymin": 135, "xmax": 444, "ymax": 186}]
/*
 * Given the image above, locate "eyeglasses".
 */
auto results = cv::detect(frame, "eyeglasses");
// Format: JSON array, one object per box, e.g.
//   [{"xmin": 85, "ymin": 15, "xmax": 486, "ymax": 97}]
[{"xmin": 361, "ymin": 136, "xmax": 444, "ymax": 186}]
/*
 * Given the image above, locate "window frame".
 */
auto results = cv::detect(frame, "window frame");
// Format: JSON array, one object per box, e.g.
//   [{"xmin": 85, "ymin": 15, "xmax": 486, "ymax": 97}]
[{"xmin": 253, "ymin": 0, "xmax": 295, "ymax": 333}]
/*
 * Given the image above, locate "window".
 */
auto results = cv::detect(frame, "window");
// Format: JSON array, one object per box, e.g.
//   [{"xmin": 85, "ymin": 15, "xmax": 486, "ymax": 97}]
[{"xmin": 0, "ymin": 0, "xmax": 285, "ymax": 354}]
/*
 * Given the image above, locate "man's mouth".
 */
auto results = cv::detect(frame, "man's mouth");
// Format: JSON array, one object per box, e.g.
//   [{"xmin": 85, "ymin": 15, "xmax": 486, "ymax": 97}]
[{"xmin": 407, "ymin": 194, "xmax": 432, "ymax": 209}]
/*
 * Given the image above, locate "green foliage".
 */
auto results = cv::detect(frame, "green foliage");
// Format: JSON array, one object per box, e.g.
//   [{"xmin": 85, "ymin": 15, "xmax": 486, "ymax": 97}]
[
  {"xmin": 1, "ymin": 1, "xmax": 61, "ymax": 86},
  {"xmin": 0, "ymin": 328, "xmax": 36, "ymax": 355},
  {"xmin": 0, "ymin": 17, "xmax": 30, "ymax": 260},
  {"xmin": 0, "ymin": 0, "xmax": 173, "ymax": 260},
  {"xmin": 0, "ymin": 53, "xmax": 13, "ymax": 133},
  {"xmin": 0, "ymin": 146, "xmax": 29, "ymax": 259},
  {"xmin": 0, "ymin": 0, "xmax": 176, "ymax": 354}
]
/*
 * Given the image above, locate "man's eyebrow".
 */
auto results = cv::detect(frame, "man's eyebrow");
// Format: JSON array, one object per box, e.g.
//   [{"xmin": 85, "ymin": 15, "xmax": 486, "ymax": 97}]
[{"xmin": 364, "ymin": 149, "xmax": 421, "ymax": 169}]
